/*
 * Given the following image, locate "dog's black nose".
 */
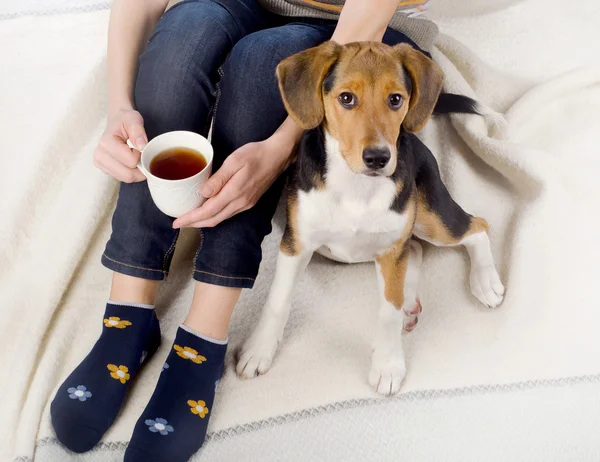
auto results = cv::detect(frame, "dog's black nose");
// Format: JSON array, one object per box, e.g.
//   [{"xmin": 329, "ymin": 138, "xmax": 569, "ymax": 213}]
[{"xmin": 362, "ymin": 147, "xmax": 391, "ymax": 169}]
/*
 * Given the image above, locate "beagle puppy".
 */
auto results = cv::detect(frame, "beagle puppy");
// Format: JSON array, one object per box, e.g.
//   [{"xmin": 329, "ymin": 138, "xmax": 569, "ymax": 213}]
[{"xmin": 236, "ymin": 41, "xmax": 505, "ymax": 395}]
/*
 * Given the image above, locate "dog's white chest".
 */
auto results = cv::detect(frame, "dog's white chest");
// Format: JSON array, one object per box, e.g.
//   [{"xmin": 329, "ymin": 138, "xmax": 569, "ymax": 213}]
[{"xmin": 297, "ymin": 182, "xmax": 409, "ymax": 263}]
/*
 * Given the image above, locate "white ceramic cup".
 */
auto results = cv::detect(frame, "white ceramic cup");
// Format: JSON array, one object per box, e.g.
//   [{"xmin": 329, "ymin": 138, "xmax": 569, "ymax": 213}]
[{"xmin": 129, "ymin": 131, "xmax": 213, "ymax": 218}]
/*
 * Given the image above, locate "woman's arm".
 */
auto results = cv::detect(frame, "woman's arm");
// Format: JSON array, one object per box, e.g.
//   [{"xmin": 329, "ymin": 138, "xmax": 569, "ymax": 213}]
[
  {"xmin": 174, "ymin": 1, "xmax": 400, "ymax": 229},
  {"xmin": 93, "ymin": 0, "xmax": 170, "ymax": 183},
  {"xmin": 107, "ymin": 0, "xmax": 169, "ymax": 116},
  {"xmin": 332, "ymin": 0, "xmax": 400, "ymax": 44}
]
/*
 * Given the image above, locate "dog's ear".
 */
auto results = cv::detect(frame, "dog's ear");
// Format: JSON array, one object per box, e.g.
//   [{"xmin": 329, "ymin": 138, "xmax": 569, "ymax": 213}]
[
  {"xmin": 276, "ymin": 41, "xmax": 341, "ymax": 130},
  {"xmin": 393, "ymin": 43, "xmax": 444, "ymax": 133}
]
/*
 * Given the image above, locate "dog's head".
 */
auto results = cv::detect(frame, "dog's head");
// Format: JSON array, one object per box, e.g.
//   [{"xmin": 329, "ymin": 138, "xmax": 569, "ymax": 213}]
[{"xmin": 276, "ymin": 41, "xmax": 443, "ymax": 177}]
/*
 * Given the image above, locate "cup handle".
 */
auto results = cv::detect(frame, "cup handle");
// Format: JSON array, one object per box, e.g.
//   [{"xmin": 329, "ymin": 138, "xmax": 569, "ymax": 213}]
[{"xmin": 127, "ymin": 139, "xmax": 147, "ymax": 177}]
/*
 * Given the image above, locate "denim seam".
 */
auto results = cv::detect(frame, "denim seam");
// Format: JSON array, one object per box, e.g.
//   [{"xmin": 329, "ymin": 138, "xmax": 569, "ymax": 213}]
[
  {"xmin": 102, "ymin": 254, "xmax": 166, "ymax": 274},
  {"xmin": 162, "ymin": 230, "xmax": 180, "ymax": 273},
  {"xmin": 211, "ymin": 67, "xmax": 224, "ymax": 132},
  {"xmin": 193, "ymin": 269, "xmax": 255, "ymax": 282},
  {"xmin": 193, "ymin": 229, "xmax": 205, "ymax": 269}
]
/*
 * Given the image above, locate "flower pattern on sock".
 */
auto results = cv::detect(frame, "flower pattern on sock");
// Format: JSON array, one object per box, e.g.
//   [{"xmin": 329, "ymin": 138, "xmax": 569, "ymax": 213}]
[
  {"xmin": 145, "ymin": 418, "xmax": 174, "ymax": 435},
  {"xmin": 67, "ymin": 385, "xmax": 92, "ymax": 401},
  {"xmin": 187, "ymin": 399, "xmax": 209, "ymax": 418},
  {"xmin": 173, "ymin": 345, "xmax": 206, "ymax": 364},
  {"xmin": 104, "ymin": 317, "xmax": 132, "ymax": 329},
  {"xmin": 107, "ymin": 364, "xmax": 130, "ymax": 383}
]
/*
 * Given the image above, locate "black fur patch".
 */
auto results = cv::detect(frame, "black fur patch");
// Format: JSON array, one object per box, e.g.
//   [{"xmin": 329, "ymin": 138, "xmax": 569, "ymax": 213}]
[
  {"xmin": 323, "ymin": 62, "xmax": 338, "ymax": 94},
  {"xmin": 290, "ymin": 126, "xmax": 328, "ymax": 192},
  {"xmin": 408, "ymin": 133, "xmax": 472, "ymax": 238},
  {"xmin": 401, "ymin": 66, "xmax": 413, "ymax": 97},
  {"xmin": 433, "ymin": 94, "xmax": 479, "ymax": 115},
  {"xmin": 390, "ymin": 132, "xmax": 416, "ymax": 214}
]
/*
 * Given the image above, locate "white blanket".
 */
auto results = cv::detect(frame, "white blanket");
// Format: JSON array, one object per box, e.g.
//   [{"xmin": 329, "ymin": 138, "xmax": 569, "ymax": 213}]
[{"xmin": 1, "ymin": 0, "xmax": 600, "ymax": 460}]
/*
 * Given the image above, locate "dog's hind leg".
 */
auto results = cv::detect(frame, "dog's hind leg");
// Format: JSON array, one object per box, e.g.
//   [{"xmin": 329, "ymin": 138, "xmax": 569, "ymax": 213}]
[
  {"xmin": 411, "ymin": 136, "xmax": 505, "ymax": 308},
  {"xmin": 369, "ymin": 239, "xmax": 422, "ymax": 396}
]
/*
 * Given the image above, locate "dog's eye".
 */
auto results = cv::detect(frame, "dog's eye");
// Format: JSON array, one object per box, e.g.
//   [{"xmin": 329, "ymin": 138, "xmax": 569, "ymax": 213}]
[
  {"xmin": 338, "ymin": 92, "xmax": 357, "ymax": 109},
  {"xmin": 388, "ymin": 94, "xmax": 403, "ymax": 110}
]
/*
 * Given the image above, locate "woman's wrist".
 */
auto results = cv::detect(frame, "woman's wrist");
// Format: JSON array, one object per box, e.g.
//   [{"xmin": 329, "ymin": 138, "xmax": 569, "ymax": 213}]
[
  {"xmin": 108, "ymin": 94, "xmax": 135, "ymax": 120},
  {"xmin": 269, "ymin": 117, "xmax": 303, "ymax": 151},
  {"xmin": 330, "ymin": 0, "xmax": 398, "ymax": 44},
  {"xmin": 331, "ymin": 25, "xmax": 387, "ymax": 44},
  {"xmin": 265, "ymin": 119, "xmax": 302, "ymax": 169}
]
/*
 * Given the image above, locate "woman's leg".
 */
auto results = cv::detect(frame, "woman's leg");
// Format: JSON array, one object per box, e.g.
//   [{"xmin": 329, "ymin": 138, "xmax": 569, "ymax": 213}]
[
  {"xmin": 124, "ymin": 22, "xmax": 336, "ymax": 462},
  {"xmin": 51, "ymin": 0, "xmax": 268, "ymax": 454},
  {"xmin": 103, "ymin": 0, "xmax": 271, "ymax": 290}
]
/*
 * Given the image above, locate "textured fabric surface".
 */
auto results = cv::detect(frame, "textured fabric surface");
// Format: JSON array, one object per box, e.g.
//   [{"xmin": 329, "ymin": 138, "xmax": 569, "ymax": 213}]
[
  {"xmin": 0, "ymin": 0, "xmax": 109, "ymax": 19},
  {"xmin": 28, "ymin": 375, "xmax": 600, "ymax": 461},
  {"xmin": 1, "ymin": 0, "xmax": 600, "ymax": 461}
]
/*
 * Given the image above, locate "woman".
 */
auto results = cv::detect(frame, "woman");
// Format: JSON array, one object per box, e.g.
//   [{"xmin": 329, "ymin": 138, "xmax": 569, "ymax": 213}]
[{"xmin": 50, "ymin": 0, "xmax": 437, "ymax": 460}]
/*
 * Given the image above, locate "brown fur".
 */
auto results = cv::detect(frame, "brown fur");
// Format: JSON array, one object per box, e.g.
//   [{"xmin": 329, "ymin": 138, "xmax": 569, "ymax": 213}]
[
  {"xmin": 277, "ymin": 41, "xmax": 444, "ymax": 175},
  {"xmin": 393, "ymin": 44, "xmax": 444, "ymax": 132},
  {"xmin": 280, "ymin": 191, "xmax": 303, "ymax": 256},
  {"xmin": 276, "ymin": 41, "xmax": 341, "ymax": 130},
  {"xmin": 376, "ymin": 197, "xmax": 416, "ymax": 308},
  {"xmin": 415, "ymin": 191, "xmax": 489, "ymax": 245},
  {"xmin": 377, "ymin": 243, "xmax": 410, "ymax": 309}
]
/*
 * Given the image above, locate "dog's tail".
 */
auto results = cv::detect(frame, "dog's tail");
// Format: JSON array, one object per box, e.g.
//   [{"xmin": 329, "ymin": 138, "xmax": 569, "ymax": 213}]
[{"xmin": 433, "ymin": 93, "xmax": 507, "ymax": 138}]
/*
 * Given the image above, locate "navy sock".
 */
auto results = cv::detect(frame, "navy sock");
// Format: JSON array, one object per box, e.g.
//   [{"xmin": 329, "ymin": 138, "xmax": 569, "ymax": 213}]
[
  {"xmin": 124, "ymin": 326, "xmax": 227, "ymax": 462},
  {"xmin": 51, "ymin": 302, "xmax": 161, "ymax": 453}
]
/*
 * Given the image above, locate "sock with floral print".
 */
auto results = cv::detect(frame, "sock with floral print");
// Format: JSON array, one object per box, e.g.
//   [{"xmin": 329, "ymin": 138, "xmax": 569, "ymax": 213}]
[
  {"xmin": 50, "ymin": 302, "xmax": 161, "ymax": 453},
  {"xmin": 124, "ymin": 325, "xmax": 227, "ymax": 462}
]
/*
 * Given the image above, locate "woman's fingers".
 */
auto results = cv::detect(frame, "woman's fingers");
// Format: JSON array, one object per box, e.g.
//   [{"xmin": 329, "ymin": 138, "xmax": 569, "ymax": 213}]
[
  {"xmin": 93, "ymin": 110, "xmax": 148, "ymax": 182},
  {"xmin": 95, "ymin": 148, "xmax": 145, "ymax": 183},
  {"xmin": 185, "ymin": 200, "xmax": 246, "ymax": 229},
  {"xmin": 173, "ymin": 187, "xmax": 237, "ymax": 228},
  {"xmin": 122, "ymin": 113, "xmax": 148, "ymax": 150},
  {"xmin": 106, "ymin": 135, "xmax": 141, "ymax": 168},
  {"xmin": 200, "ymin": 155, "xmax": 243, "ymax": 198}
]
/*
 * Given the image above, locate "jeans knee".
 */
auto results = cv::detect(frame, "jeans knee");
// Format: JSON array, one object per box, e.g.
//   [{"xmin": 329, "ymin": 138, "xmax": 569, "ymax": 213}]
[{"xmin": 226, "ymin": 25, "xmax": 327, "ymax": 77}]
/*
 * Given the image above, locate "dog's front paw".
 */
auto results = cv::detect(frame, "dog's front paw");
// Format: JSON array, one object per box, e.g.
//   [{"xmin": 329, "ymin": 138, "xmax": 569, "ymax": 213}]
[
  {"xmin": 368, "ymin": 355, "xmax": 406, "ymax": 396},
  {"xmin": 470, "ymin": 265, "xmax": 505, "ymax": 309},
  {"xmin": 236, "ymin": 336, "xmax": 279, "ymax": 379}
]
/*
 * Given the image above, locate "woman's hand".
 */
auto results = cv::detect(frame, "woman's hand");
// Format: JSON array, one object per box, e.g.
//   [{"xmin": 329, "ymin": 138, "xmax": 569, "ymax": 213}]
[
  {"xmin": 93, "ymin": 109, "xmax": 148, "ymax": 183},
  {"xmin": 173, "ymin": 136, "xmax": 292, "ymax": 229}
]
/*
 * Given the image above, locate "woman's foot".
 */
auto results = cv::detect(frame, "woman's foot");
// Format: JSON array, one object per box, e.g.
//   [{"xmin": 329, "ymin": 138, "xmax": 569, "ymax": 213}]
[
  {"xmin": 124, "ymin": 325, "xmax": 227, "ymax": 462},
  {"xmin": 51, "ymin": 302, "xmax": 161, "ymax": 453}
]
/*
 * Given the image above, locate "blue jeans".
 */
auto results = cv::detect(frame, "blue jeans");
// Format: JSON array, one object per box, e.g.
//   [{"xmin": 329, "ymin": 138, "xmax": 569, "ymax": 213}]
[{"xmin": 102, "ymin": 0, "xmax": 426, "ymax": 289}]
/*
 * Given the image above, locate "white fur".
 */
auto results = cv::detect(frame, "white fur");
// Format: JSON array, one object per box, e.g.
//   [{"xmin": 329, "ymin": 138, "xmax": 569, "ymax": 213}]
[
  {"xmin": 299, "ymin": 133, "xmax": 410, "ymax": 263},
  {"xmin": 463, "ymin": 232, "xmax": 505, "ymax": 308},
  {"xmin": 473, "ymin": 101, "xmax": 509, "ymax": 140}
]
